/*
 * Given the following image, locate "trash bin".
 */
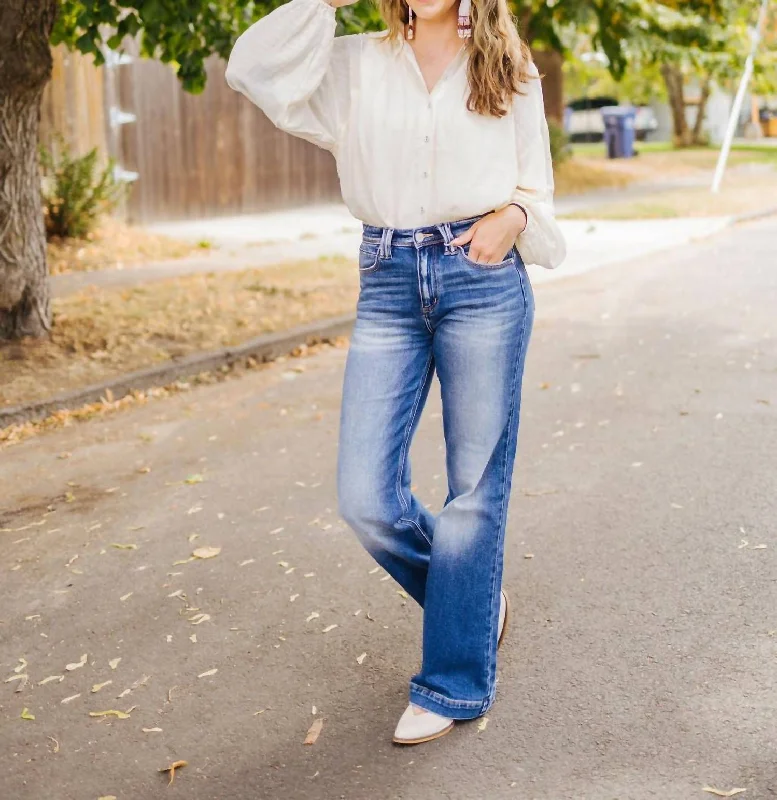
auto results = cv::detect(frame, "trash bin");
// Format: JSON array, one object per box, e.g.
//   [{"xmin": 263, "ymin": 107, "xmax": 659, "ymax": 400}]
[
  {"xmin": 601, "ymin": 106, "xmax": 637, "ymax": 159},
  {"xmin": 760, "ymin": 109, "xmax": 777, "ymax": 138}
]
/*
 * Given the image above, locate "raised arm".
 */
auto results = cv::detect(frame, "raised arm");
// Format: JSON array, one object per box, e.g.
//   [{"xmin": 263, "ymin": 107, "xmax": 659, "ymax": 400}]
[
  {"xmin": 225, "ymin": 0, "xmax": 357, "ymax": 154},
  {"xmin": 510, "ymin": 63, "xmax": 567, "ymax": 269}
]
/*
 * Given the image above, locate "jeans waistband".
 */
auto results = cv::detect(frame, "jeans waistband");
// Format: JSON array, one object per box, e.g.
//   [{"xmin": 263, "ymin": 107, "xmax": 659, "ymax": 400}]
[{"xmin": 362, "ymin": 215, "xmax": 484, "ymax": 256}]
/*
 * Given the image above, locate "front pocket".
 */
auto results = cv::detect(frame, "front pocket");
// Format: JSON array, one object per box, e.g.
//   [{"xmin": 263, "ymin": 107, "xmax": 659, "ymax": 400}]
[
  {"xmin": 359, "ymin": 243, "xmax": 381, "ymax": 273},
  {"xmin": 459, "ymin": 244, "xmax": 516, "ymax": 270}
]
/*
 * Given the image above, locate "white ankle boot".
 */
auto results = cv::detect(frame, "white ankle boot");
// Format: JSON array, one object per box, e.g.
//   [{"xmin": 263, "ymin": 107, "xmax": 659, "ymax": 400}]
[
  {"xmin": 393, "ymin": 703, "xmax": 454, "ymax": 744},
  {"xmin": 393, "ymin": 590, "xmax": 510, "ymax": 745}
]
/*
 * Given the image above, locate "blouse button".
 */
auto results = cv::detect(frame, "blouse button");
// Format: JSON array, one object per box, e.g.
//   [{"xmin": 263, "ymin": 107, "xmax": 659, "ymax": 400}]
[{"xmin": 424, "ymin": 136, "xmax": 430, "ymax": 143}]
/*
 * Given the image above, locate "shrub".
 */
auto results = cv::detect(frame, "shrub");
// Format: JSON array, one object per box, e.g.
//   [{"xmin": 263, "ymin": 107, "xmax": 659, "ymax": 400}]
[
  {"xmin": 40, "ymin": 137, "xmax": 125, "ymax": 240},
  {"xmin": 548, "ymin": 119, "xmax": 572, "ymax": 165}
]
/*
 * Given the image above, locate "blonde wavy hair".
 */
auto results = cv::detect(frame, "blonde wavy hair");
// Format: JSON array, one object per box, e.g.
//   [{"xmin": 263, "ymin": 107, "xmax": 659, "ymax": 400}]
[{"xmin": 378, "ymin": 0, "xmax": 534, "ymax": 118}]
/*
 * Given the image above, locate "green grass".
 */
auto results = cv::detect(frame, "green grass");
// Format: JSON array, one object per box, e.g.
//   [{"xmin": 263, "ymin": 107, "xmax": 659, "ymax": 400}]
[
  {"xmin": 572, "ymin": 140, "xmax": 777, "ymax": 164},
  {"xmin": 571, "ymin": 141, "xmax": 673, "ymax": 157}
]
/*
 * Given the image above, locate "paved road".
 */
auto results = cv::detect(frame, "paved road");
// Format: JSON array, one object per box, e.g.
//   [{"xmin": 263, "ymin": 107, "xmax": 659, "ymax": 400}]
[{"xmin": 2, "ymin": 219, "xmax": 776, "ymax": 800}]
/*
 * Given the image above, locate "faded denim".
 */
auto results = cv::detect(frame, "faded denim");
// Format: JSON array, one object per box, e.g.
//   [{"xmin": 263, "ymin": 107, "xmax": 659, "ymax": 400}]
[{"xmin": 337, "ymin": 216, "xmax": 535, "ymax": 719}]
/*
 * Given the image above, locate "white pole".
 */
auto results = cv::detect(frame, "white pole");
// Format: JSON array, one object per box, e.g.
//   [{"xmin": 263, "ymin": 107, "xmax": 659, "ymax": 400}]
[{"xmin": 711, "ymin": 0, "xmax": 770, "ymax": 193}]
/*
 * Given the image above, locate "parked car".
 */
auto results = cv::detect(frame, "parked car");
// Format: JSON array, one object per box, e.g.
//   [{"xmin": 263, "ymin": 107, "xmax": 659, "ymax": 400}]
[{"xmin": 565, "ymin": 96, "xmax": 659, "ymax": 142}]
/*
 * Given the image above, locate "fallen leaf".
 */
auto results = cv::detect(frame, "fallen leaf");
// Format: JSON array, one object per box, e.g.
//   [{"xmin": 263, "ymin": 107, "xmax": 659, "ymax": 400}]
[
  {"xmin": 14, "ymin": 658, "xmax": 28, "ymax": 674},
  {"xmin": 38, "ymin": 675, "xmax": 64, "ymax": 685},
  {"xmin": 66, "ymin": 654, "xmax": 88, "ymax": 671},
  {"xmin": 304, "ymin": 572, "xmax": 316, "ymax": 578},
  {"xmin": 239, "ymin": 559, "xmax": 255, "ymax": 567},
  {"xmin": 397, "ymin": 590, "xmax": 409, "ymax": 600},
  {"xmin": 61, "ymin": 694, "xmax": 81, "ymax": 704},
  {"xmin": 189, "ymin": 634, "xmax": 197, "ymax": 643},
  {"xmin": 524, "ymin": 554, "xmax": 535, "ymax": 559},
  {"xmin": 285, "ymin": 567, "xmax": 296, "ymax": 574},
  {"xmin": 91, "ymin": 681, "xmax": 113, "ymax": 693},
  {"xmin": 159, "ymin": 760, "xmax": 188, "ymax": 786},
  {"xmin": 306, "ymin": 612, "xmax": 320, "ymax": 623},
  {"xmin": 142, "ymin": 727, "xmax": 163, "ymax": 733},
  {"xmin": 89, "ymin": 709, "xmax": 132, "ymax": 719},
  {"xmin": 168, "ymin": 589, "xmax": 184, "ymax": 598},
  {"xmin": 312, "ymin": 705, "xmax": 317, "ymax": 715},
  {"xmin": 98, "ymin": 796, "xmax": 117, "ymax": 800},
  {"xmin": 702, "ymin": 789, "xmax": 746, "ymax": 798},
  {"xmin": 752, "ymin": 544, "xmax": 768, "ymax": 550},
  {"xmin": 357, "ymin": 653, "xmax": 367, "ymax": 665},
  {"xmin": 47, "ymin": 736, "xmax": 59, "ymax": 753},
  {"xmin": 290, "ymin": 594, "xmax": 299, "ymax": 602},
  {"xmin": 322, "ymin": 624, "xmax": 338, "ymax": 633},
  {"xmin": 20, "ymin": 708, "xmax": 35, "ymax": 720},
  {"xmin": 120, "ymin": 592, "xmax": 133, "ymax": 602},
  {"xmin": 198, "ymin": 668, "xmax": 218, "ymax": 678},
  {"xmin": 278, "ymin": 561, "xmax": 289, "ymax": 568},
  {"xmin": 185, "ymin": 474, "xmax": 204, "ymax": 484},
  {"xmin": 172, "ymin": 557, "xmax": 195, "ymax": 566},
  {"xmin": 192, "ymin": 546, "xmax": 221, "ymax": 560},
  {"xmin": 477, "ymin": 717, "xmax": 489, "ymax": 732},
  {"xmin": 368, "ymin": 567, "xmax": 380, "ymax": 574},
  {"xmin": 304, "ymin": 717, "xmax": 324, "ymax": 745},
  {"xmin": 189, "ymin": 613, "xmax": 211, "ymax": 625},
  {"xmin": 6, "ymin": 674, "xmax": 29, "ymax": 692},
  {"xmin": 111, "ymin": 543, "xmax": 138, "ymax": 550},
  {"xmin": 109, "ymin": 658, "xmax": 121, "ymax": 670}
]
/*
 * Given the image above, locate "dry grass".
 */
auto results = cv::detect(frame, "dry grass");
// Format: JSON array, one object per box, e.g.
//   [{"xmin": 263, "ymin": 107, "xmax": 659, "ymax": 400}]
[
  {"xmin": 557, "ymin": 144, "xmax": 777, "ymax": 197},
  {"xmin": 555, "ymin": 158, "xmax": 637, "ymax": 196},
  {"xmin": 47, "ymin": 217, "xmax": 202, "ymax": 276},
  {"xmin": 561, "ymin": 173, "xmax": 777, "ymax": 220},
  {"xmin": 1, "ymin": 256, "xmax": 358, "ymax": 408}
]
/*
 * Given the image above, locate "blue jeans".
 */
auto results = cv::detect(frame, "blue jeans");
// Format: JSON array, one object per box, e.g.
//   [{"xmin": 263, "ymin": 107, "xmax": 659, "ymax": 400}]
[{"xmin": 337, "ymin": 216, "xmax": 535, "ymax": 719}]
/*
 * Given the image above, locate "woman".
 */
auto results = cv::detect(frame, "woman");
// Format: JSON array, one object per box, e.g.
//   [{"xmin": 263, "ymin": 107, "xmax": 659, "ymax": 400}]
[{"xmin": 226, "ymin": 0, "xmax": 566, "ymax": 745}]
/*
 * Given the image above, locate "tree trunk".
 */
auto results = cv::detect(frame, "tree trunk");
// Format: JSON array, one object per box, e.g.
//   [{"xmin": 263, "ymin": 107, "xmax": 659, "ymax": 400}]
[
  {"xmin": 661, "ymin": 63, "xmax": 692, "ymax": 148},
  {"xmin": 692, "ymin": 76, "xmax": 712, "ymax": 146},
  {"xmin": 0, "ymin": 0, "xmax": 58, "ymax": 340},
  {"xmin": 531, "ymin": 48, "xmax": 565, "ymax": 124}
]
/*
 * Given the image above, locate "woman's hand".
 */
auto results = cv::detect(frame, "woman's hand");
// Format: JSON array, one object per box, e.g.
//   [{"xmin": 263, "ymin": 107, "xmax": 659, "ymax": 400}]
[{"xmin": 450, "ymin": 205, "xmax": 528, "ymax": 265}]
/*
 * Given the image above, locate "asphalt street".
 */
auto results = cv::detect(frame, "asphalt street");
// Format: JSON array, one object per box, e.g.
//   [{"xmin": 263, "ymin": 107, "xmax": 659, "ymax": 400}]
[{"xmin": 2, "ymin": 219, "xmax": 776, "ymax": 800}]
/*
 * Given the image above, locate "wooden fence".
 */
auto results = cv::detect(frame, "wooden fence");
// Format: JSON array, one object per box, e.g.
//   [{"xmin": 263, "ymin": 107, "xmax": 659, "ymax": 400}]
[
  {"xmin": 40, "ymin": 47, "xmax": 108, "ymax": 160},
  {"xmin": 40, "ymin": 46, "xmax": 342, "ymax": 224},
  {"xmin": 116, "ymin": 54, "xmax": 342, "ymax": 223}
]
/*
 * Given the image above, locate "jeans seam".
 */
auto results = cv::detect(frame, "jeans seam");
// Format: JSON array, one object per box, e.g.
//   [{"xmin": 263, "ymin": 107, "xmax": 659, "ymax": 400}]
[
  {"xmin": 396, "ymin": 351, "xmax": 435, "ymax": 549},
  {"xmin": 483, "ymin": 268, "xmax": 532, "ymax": 701}
]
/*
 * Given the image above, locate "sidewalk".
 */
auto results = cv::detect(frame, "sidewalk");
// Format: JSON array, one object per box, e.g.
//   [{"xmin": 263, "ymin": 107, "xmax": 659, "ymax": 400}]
[{"xmin": 52, "ymin": 203, "xmax": 733, "ymax": 300}]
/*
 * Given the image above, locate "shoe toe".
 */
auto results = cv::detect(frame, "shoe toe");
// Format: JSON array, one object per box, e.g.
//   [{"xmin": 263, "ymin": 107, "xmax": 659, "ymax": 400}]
[{"xmin": 393, "ymin": 704, "xmax": 453, "ymax": 744}]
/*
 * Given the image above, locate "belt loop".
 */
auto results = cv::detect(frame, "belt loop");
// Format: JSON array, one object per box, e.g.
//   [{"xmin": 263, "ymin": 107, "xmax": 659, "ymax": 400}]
[
  {"xmin": 379, "ymin": 227, "xmax": 394, "ymax": 259},
  {"xmin": 439, "ymin": 222, "xmax": 454, "ymax": 255}
]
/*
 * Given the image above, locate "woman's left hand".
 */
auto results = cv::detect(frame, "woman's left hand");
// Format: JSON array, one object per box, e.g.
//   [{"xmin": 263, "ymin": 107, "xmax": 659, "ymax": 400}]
[{"xmin": 450, "ymin": 205, "xmax": 528, "ymax": 265}]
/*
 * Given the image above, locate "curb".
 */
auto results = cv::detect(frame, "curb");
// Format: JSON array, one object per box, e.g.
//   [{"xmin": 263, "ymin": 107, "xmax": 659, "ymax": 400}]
[
  {"xmin": 730, "ymin": 204, "xmax": 777, "ymax": 226},
  {"xmin": 0, "ymin": 313, "xmax": 356, "ymax": 429}
]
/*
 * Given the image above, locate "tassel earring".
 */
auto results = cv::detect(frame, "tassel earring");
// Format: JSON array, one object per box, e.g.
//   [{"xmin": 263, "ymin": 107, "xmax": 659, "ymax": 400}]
[
  {"xmin": 457, "ymin": 0, "xmax": 472, "ymax": 38},
  {"xmin": 407, "ymin": 6, "xmax": 415, "ymax": 40}
]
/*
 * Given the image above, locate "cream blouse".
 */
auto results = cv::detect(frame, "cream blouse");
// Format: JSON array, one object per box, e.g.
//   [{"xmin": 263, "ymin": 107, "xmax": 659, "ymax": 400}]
[{"xmin": 226, "ymin": 0, "xmax": 566, "ymax": 269}]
